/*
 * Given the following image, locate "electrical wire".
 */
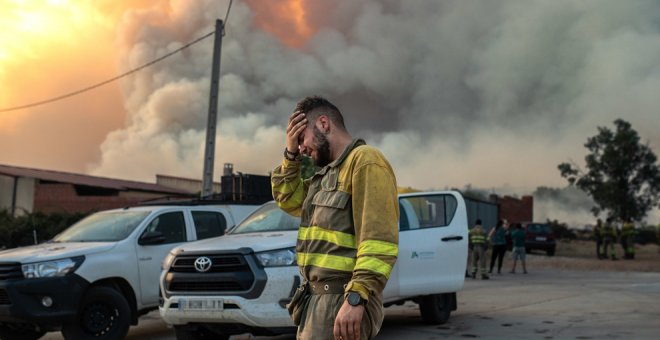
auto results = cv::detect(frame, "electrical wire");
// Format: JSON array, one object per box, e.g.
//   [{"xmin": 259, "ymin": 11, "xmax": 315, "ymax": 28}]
[{"xmin": 0, "ymin": 30, "xmax": 215, "ymax": 113}]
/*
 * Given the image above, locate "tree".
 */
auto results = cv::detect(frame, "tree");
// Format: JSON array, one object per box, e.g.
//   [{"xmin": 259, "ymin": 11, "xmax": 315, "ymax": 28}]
[
  {"xmin": 301, "ymin": 156, "xmax": 318, "ymax": 179},
  {"xmin": 558, "ymin": 119, "xmax": 660, "ymax": 221}
]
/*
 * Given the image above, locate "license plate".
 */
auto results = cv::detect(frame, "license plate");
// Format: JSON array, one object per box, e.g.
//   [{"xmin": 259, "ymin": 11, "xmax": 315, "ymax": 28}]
[
  {"xmin": 536, "ymin": 236, "xmax": 546, "ymax": 241},
  {"xmin": 179, "ymin": 299, "xmax": 224, "ymax": 310}
]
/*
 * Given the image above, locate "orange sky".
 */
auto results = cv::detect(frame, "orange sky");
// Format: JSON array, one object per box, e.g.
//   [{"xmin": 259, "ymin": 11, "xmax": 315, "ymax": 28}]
[
  {"xmin": 0, "ymin": 0, "xmax": 162, "ymax": 172},
  {"xmin": 0, "ymin": 0, "xmax": 318, "ymax": 173}
]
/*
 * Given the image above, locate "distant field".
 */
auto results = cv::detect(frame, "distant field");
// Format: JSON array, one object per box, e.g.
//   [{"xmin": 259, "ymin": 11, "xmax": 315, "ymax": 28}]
[{"xmin": 523, "ymin": 240, "xmax": 660, "ymax": 273}]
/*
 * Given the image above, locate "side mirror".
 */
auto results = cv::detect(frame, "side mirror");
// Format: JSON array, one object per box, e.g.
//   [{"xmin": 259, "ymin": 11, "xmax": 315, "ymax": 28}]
[{"xmin": 139, "ymin": 231, "xmax": 166, "ymax": 245}]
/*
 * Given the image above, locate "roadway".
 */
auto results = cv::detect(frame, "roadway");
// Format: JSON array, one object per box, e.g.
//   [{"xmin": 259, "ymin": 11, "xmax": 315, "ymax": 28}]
[{"xmin": 43, "ymin": 267, "xmax": 660, "ymax": 339}]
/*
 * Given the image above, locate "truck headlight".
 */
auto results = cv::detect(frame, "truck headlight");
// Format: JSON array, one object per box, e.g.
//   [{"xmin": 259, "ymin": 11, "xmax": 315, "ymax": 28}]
[
  {"xmin": 255, "ymin": 248, "xmax": 296, "ymax": 267},
  {"xmin": 162, "ymin": 252, "xmax": 176, "ymax": 270},
  {"xmin": 22, "ymin": 256, "xmax": 84, "ymax": 278}
]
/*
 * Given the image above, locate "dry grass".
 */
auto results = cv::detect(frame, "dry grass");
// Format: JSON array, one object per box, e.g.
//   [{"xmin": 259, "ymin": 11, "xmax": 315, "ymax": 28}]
[{"xmin": 525, "ymin": 239, "xmax": 660, "ymax": 273}]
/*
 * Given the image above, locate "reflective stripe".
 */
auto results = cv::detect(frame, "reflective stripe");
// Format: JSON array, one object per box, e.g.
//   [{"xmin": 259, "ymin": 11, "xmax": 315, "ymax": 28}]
[
  {"xmin": 297, "ymin": 252, "xmax": 356, "ymax": 272},
  {"xmin": 471, "ymin": 236, "xmax": 486, "ymax": 243},
  {"xmin": 299, "ymin": 226, "xmax": 357, "ymax": 249},
  {"xmin": 357, "ymin": 239, "xmax": 398, "ymax": 257},
  {"xmin": 355, "ymin": 256, "xmax": 392, "ymax": 278}
]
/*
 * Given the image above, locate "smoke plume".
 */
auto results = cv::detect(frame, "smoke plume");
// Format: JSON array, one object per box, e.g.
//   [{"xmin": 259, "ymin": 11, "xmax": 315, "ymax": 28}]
[{"xmin": 87, "ymin": 0, "xmax": 660, "ymax": 224}]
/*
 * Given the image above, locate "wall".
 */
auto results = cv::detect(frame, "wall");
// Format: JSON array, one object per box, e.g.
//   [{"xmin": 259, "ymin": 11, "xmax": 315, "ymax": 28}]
[
  {"xmin": 0, "ymin": 175, "xmax": 35, "ymax": 216},
  {"xmin": 496, "ymin": 195, "xmax": 534, "ymax": 224},
  {"xmin": 34, "ymin": 183, "xmax": 167, "ymax": 214}
]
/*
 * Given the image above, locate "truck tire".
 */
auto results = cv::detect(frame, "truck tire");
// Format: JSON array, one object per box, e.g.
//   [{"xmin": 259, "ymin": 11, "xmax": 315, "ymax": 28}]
[
  {"xmin": 174, "ymin": 325, "xmax": 229, "ymax": 340},
  {"xmin": 419, "ymin": 293, "xmax": 451, "ymax": 325},
  {"xmin": 62, "ymin": 286, "xmax": 130, "ymax": 340},
  {"xmin": 0, "ymin": 324, "xmax": 45, "ymax": 340},
  {"xmin": 547, "ymin": 247, "xmax": 556, "ymax": 256}
]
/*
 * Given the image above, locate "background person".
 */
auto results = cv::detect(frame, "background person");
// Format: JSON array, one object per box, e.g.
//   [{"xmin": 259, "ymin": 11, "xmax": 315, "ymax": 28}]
[
  {"xmin": 469, "ymin": 219, "xmax": 489, "ymax": 280},
  {"xmin": 602, "ymin": 217, "xmax": 618, "ymax": 260},
  {"xmin": 510, "ymin": 223, "xmax": 528, "ymax": 274},
  {"xmin": 594, "ymin": 219, "xmax": 604, "ymax": 259},
  {"xmin": 488, "ymin": 219, "xmax": 508, "ymax": 274}
]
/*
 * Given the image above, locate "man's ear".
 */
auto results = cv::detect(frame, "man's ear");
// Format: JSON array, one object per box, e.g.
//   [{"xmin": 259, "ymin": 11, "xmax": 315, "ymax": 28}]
[{"xmin": 317, "ymin": 115, "xmax": 330, "ymax": 133}]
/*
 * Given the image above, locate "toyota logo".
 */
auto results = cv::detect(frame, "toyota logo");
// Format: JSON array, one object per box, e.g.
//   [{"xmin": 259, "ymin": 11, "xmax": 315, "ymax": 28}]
[{"xmin": 194, "ymin": 257, "xmax": 212, "ymax": 272}]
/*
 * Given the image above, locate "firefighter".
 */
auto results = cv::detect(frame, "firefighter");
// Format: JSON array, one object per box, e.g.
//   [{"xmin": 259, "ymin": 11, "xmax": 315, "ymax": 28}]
[
  {"xmin": 601, "ymin": 217, "xmax": 618, "ymax": 260},
  {"xmin": 594, "ymin": 219, "xmax": 604, "ymax": 259},
  {"xmin": 620, "ymin": 219, "xmax": 638, "ymax": 260},
  {"xmin": 469, "ymin": 219, "xmax": 489, "ymax": 280},
  {"xmin": 272, "ymin": 97, "xmax": 399, "ymax": 340},
  {"xmin": 657, "ymin": 223, "xmax": 660, "ymax": 254}
]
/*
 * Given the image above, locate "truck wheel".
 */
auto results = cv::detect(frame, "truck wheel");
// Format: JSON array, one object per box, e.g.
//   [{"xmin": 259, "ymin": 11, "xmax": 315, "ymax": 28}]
[
  {"xmin": 174, "ymin": 325, "xmax": 228, "ymax": 340},
  {"xmin": 0, "ymin": 324, "xmax": 45, "ymax": 340},
  {"xmin": 419, "ymin": 294, "xmax": 451, "ymax": 325},
  {"xmin": 62, "ymin": 286, "xmax": 130, "ymax": 340},
  {"xmin": 547, "ymin": 247, "xmax": 556, "ymax": 256}
]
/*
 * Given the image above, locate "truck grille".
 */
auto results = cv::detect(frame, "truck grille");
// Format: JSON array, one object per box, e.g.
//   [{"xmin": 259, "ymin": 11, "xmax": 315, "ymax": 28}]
[
  {"xmin": 170, "ymin": 281, "xmax": 243, "ymax": 292},
  {"xmin": 166, "ymin": 254, "xmax": 256, "ymax": 294},
  {"xmin": 170, "ymin": 255, "xmax": 245, "ymax": 273},
  {"xmin": 0, "ymin": 289, "xmax": 10, "ymax": 305},
  {"xmin": 0, "ymin": 262, "xmax": 22, "ymax": 281}
]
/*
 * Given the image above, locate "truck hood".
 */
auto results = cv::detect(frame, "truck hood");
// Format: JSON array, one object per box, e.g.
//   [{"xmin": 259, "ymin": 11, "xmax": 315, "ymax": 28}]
[
  {"xmin": 0, "ymin": 242, "xmax": 117, "ymax": 263},
  {"xmin": 179, "ymin": 231, "xmax": 298, "ymax": 253}
]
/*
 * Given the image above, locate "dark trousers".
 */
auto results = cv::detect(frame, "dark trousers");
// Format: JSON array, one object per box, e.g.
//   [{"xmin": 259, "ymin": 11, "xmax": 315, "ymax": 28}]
[
  {"xmin": 596, "ymin": 237, "xmax": 603, "ymax": 258},
  {"xmin": 489, "ymin": 245, "xmax": 506, "ymax": 273}
]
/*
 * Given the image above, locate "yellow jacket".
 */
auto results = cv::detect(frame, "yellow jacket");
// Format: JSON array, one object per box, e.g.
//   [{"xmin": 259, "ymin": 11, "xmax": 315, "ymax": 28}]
[{"xmin": 271, "ymin": 139, "xmax": 399, "ymax": 301}]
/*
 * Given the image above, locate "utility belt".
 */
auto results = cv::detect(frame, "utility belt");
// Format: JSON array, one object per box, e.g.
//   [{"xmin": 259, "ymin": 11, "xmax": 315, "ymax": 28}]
[
  {"xmin": 287, "ymin": 280, "xmax": 349, "ymax": 326},
  {"xmin": 305, "ymin": 280, "xmax": 349, "ymax": 295}
]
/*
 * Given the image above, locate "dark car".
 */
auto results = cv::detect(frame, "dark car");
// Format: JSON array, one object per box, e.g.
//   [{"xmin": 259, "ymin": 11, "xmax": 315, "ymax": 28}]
[
  {"xmin": 505, "ymin": 222, "xmax": 556, "ymax": 256},
  {"xmin": 524, "ymin": 222, "xmax": 556, "ymax": 256}
]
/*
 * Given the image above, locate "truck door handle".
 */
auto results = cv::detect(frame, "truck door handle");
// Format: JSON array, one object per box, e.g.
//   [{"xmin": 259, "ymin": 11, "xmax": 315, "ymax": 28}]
[{"xmin": 441, "ymin": 236, "xmax": 463, "ymax": 242}]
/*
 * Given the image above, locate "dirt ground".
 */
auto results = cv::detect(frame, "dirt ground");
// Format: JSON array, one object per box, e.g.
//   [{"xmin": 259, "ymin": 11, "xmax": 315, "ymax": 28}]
[{"xmin": 530, "ymin": 239, "xmax": 660, "ymax": 272}]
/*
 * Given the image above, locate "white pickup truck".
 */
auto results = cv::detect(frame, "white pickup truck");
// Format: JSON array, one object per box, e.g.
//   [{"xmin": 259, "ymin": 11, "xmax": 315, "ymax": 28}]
[
  {"xmin": 159, "ymin": 191, "xmax": 468, "ymax": 339},
  {"xmin": 0, "ymin": 202, "xmax": 258, "ymax": 340}
]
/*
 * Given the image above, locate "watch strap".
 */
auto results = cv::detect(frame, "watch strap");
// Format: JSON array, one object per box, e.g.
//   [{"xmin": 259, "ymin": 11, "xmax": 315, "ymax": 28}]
[{"xmin": 284, "ymin": 147, "xmax": 301, "ymax": 161}]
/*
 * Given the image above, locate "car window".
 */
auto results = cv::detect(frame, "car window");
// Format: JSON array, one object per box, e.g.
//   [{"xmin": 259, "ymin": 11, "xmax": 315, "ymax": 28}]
[
  {"xmin": 527, "ymin": 223, "xmax": 552, "ymax": 234},
  {"xmin": 192, "ymin": 211, "xmax": 227, "ymax": 240},
  {"xmin": 144, "ymin": 211, "xmax": 186, "ymax": 244},
  {"xmin": 399, "ymin": 194, "xmax": 458, "ymax": 230},
  {"xmin": 230, "ymin": 202, "xmax": 299, "ymax": 234},
  {"xmin": 54, "ymin": 211, "xmax": 150, "ymax": 242}
]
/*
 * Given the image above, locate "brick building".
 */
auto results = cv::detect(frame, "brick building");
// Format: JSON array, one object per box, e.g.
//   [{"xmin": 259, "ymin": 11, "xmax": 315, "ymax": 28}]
[
  {"xmin": 490, "ymin": 194, "xmax": 534, "ymax": 224},
  {"xmin": 0, "ymin": 164, "xmax": 193, "ymax": 216}
]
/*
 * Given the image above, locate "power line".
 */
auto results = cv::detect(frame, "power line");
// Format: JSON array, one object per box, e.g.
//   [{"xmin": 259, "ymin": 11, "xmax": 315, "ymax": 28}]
[{"xmin": 0, "ymin": 30, "xmax": 215, "ymax": 113}]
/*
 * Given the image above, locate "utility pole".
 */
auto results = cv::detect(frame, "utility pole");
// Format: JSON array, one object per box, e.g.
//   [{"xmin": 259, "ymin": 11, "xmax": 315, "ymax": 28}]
[{"xmin": 201, "ymin": 19, "xmax": 225, "ymax": 199}]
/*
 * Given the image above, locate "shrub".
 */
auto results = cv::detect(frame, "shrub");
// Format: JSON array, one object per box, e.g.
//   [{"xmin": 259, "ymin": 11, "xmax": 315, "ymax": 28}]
[{"xmin": 0, "ymin": 210, "xmax": 87, "ymax": 249}]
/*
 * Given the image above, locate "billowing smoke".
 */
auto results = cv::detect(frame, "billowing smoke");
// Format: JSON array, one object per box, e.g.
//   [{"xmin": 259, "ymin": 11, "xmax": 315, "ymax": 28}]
[{"xmin": 89, "ymin": 0, "xmax": 660, "ymax": 224}]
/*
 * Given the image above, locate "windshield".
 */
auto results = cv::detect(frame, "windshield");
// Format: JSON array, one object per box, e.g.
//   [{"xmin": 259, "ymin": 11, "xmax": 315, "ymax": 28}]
[
  {"xmin": 230, "ymin": 202, "xmax": 300, "ymax": 234},
  {"xmin": 527, "ymin": 223, "xmax": 552, "ymax": 234},
  {"xmin": 53, "ymin": 210, "xmax": 150, "ymax": 242}
]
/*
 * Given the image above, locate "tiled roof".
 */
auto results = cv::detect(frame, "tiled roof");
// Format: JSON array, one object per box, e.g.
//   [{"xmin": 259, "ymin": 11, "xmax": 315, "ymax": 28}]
[{"xmin": 0, "ymin": 163, "xmax": 190, "ymax": 195}]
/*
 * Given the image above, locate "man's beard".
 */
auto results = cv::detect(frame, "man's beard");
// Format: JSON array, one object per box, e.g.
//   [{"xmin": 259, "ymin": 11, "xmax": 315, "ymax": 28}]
[{"xmin": 312, "ymin": 126, "xmax": 331, "ymax": 167}]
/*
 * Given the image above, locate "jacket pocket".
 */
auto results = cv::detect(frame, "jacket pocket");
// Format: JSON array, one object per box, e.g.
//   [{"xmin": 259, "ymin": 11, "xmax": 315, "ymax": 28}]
[
  {"xmin": 287, "ymin": 285, "xmax": 309, "ymax": 326},
  {"xmin": 311, "ymin": 190, "xmax": 352, "ymax": 229},
  {"xmin": 312, "ymin": 190, "xmax": 350, "ymax": 209}
]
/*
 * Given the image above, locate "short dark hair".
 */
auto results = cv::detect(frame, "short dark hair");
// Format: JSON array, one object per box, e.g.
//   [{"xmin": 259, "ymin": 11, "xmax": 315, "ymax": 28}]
[
  {"xmin": 295, "ymin": 96, "xmax": 345, "ymax": 129},
  {"xmin": 475, "ymin": 219, "xmax": 482, "ymax": 225}
]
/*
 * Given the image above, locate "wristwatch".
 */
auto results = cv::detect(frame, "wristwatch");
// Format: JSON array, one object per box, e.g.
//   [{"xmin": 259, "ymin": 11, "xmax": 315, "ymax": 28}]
[
  {"xmin": 346, "ymin": 291, "xmax": 365, "ymax": 306},
  {"xmin": 283, "ymin": 147, "xmax": 301, "ymax": 161}
]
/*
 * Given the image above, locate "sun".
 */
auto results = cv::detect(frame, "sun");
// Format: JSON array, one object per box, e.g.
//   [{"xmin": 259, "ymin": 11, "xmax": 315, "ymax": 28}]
[{"xmin": 0, "ymin": 0, "xmax": 118, "ymax": 110}]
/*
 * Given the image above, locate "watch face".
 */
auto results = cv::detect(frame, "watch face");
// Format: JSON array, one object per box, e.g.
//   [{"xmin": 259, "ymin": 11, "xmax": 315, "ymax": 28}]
[{"xmin": 347, "ymin": 292, "xmax": 361, "ymax": 306}]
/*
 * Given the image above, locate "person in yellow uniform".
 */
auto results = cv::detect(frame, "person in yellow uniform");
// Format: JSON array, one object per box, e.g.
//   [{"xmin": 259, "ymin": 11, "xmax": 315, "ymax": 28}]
[
  {"xmin": 469, "ymin": 219, "xmax": 489, "ymax": 279},
  {"xmin": 621, "ymin": 219, "xmax": 636, "ymax": 260},
  {"xmin": 602, "ymin": 218, "xmax": 618, "ymax": 260},
  {"xmin": 272, "ymin": 96, "xmax": 399, "ymax": 340},
  {"xmin": 656, "ymin": 223, "xmax": 660, "ymax": 254}
]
